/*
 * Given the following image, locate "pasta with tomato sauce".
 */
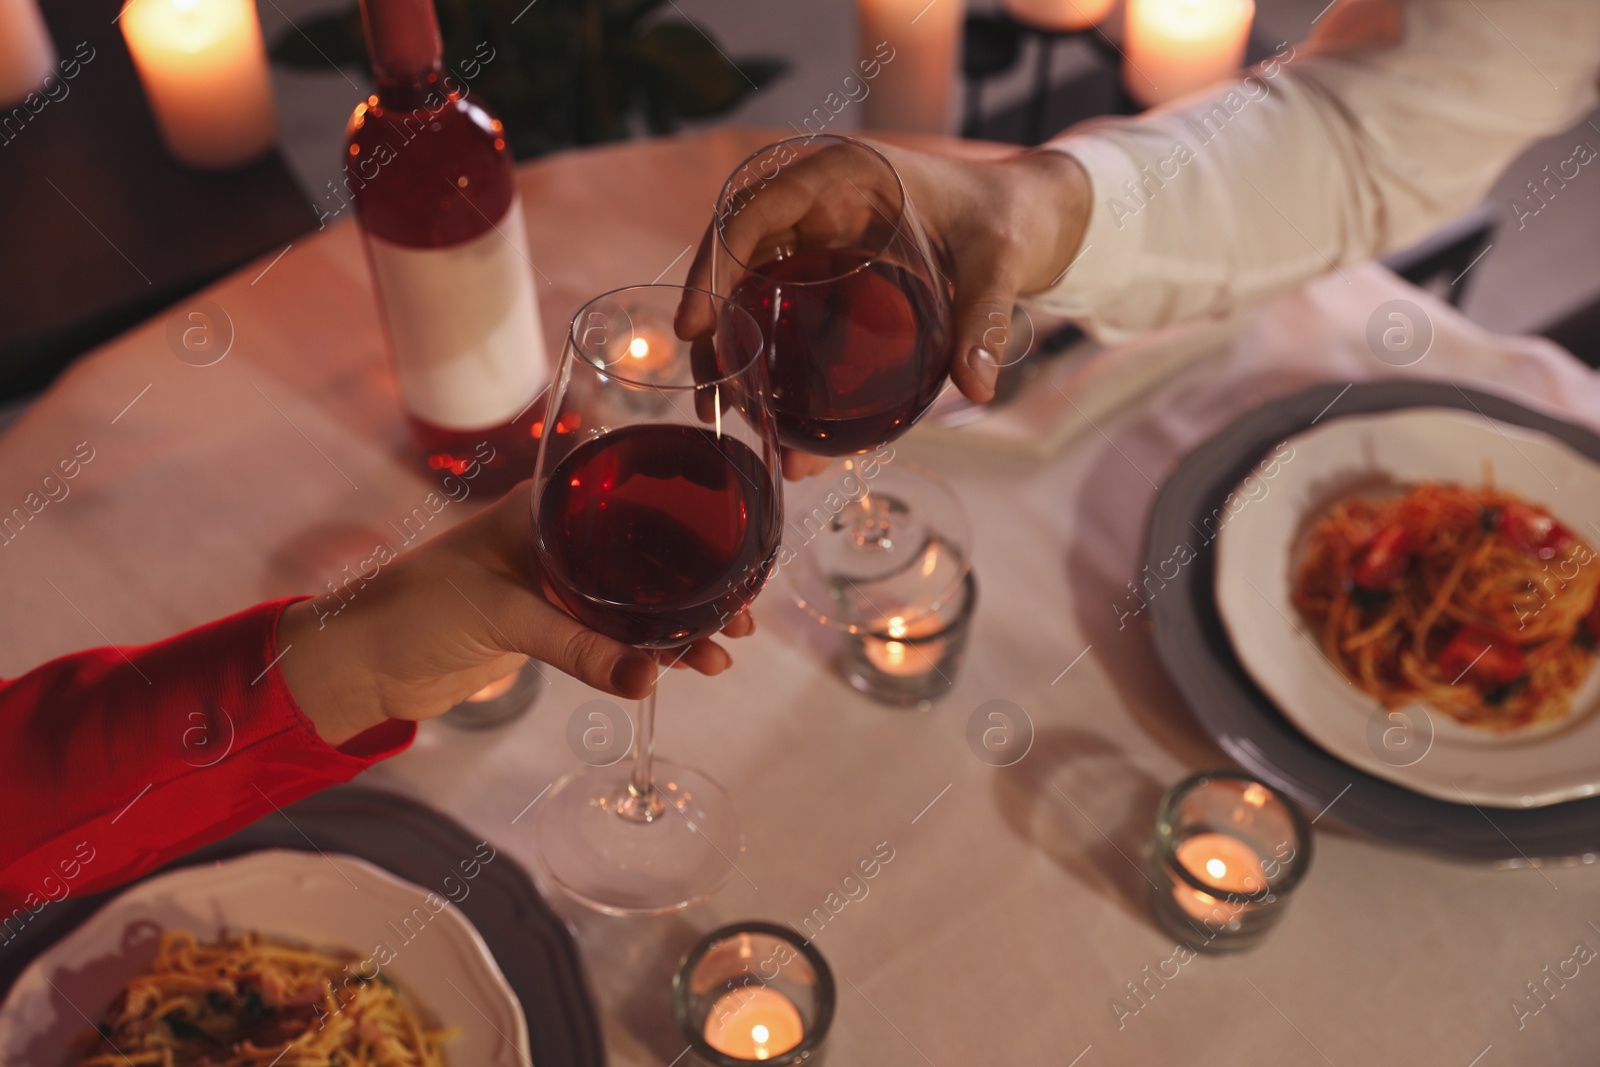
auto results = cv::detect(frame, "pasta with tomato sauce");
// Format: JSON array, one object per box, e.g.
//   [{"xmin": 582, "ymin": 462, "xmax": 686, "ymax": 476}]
[{"xmin": 1291, "ymin": 481, "xmax": 1600, "ymax": 732}]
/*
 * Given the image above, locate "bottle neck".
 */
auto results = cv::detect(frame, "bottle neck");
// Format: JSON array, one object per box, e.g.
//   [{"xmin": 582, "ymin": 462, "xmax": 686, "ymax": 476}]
[{"xmin": 360, "ymin": 0, "xmax": 444, "ymax": 94}]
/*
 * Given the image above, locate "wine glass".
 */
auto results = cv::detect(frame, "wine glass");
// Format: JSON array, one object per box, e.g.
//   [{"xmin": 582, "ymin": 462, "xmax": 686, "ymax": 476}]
[
  {"xmin": 709, "ymin": 136, "xmax": 968, "ymax": 667},
  {"xmin": 711, "ymin": 134, "xmax": 956, "ymax": 455},
  {"xmin": 530, "ymin": 284, "xmax": 780, "ymax": 915}
]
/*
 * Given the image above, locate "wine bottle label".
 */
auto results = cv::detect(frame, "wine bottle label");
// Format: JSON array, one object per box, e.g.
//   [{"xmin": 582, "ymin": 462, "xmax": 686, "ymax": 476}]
[{"xmin": 364, "ymin": 199, "xmax": 548, "ymax": 430}]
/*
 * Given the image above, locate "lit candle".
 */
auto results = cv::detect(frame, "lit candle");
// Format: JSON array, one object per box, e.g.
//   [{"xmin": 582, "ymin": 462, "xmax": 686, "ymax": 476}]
[
  {"xmin": 1170, "ymin": 832, "xmax": 1267, "ymax": 924},
  {"xmin": 119, "ymin": 0, "xmax": 278, "ymax": 169},
  {"xmin": 702, "ymin": 986, "xmax": 805, "ymax": 1061},
  {"xmin": 1003, "ymin": 0, "xmax": 1116, "ymax": 31},
  {"xmin": 856, "ymin": 0, "xmax": 964, "ymax": 134},
  {"xmin": 1122, "ymin": 0, "xmax": 1254, "ymax": 107},
  {"xmin": 465, "ymin": 671, "xmax": 521, "ymax": 702},
  {"xmin": 620, "ymin": 326, "xmax": 676, "ymax": 375},
  {"xmin": 0, "ymin": 0, "xmax": 55, "ymax": 106},
  {"xmin": 861, "ymin": 613, "xmax": 948, "ymax": 679}
]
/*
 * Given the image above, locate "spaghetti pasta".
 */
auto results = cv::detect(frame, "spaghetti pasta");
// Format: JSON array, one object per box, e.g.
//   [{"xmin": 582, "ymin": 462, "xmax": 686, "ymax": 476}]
[
  {"xmin": 1291, "ymin": 481, "xmax": 1600, "ymax": 732},
  {"xmin": 74, "ymin": 930, "xmax": 455, "ymax": 1067}
]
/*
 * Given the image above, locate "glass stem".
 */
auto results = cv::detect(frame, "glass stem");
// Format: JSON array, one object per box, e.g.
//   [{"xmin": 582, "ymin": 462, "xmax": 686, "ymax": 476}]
[{"xmin": 617, "ymin": 669, "xmax": 665, "ymax": 823}]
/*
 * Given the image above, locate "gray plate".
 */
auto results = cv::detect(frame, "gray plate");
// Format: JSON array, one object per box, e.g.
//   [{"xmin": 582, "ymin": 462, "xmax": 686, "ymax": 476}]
[{"xmin": 1146, "ymin": 380, "xmax": 1600, "ymax": 862}]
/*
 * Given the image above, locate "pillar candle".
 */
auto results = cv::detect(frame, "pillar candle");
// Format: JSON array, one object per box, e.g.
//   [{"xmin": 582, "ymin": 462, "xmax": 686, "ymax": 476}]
[
  {"xmin": 0, "ymin": 0, "xmax": 56, "ymax": 106},
  {"xmin": 1122, "ymin": 0, "xmax": 1254, "ymax": 107},
  {"xmin": 119, "ymin": 0, "xmax": 278, "ymax": 169},
  {"xmin": 857, "ymin": 0, "xmax": 965, "ymax": 134},
  {"xmin": 1003, "ymin": 0, "xmax": 1116, "ymax": 32}
]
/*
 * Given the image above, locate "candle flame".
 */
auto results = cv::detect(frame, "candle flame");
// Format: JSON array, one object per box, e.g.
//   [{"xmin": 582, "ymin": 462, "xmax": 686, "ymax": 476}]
[
  {"xmin": 629, "ymin": 336, "xmax": 650, "ymax": 359},
  {"xmin": 1205, "ymin": 858, "xmax": 1227, "ymax": 879},
  {"xmin": 887, "ymin": 616, "xmax": 907, "ymax": 638},
  {"xmin": 1242, "ymin": 782, "xmax": 1270, "ymax": 808},
  {"xmin": 752, "ymin": 1025, "xmax": 769, "ymax": 1043}
]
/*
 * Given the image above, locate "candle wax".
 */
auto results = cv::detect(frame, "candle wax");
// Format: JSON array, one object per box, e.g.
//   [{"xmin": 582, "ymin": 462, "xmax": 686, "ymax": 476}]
[
  {"xmin": 466, "ymin": 670, "xmax": 521, "ymax": 702},
  {"xmin": 1004, "ymin": 0, "xmax": 1116, "ymax": 31},
  {"xmin": 1171, "ymin": 832, "xmax": 1267, "ymax": 924},
  {"xmin": 857, "ymin": 0, "xmax": 963, "ymax": 134},
  {"xmin": 621, "ymin": 327, "xmax": 676, "ymax": 373},
  {"xmin": 0, "ymin": 0, "xmax": 56, "ymax": 106},
  {"xmin": 120, "ymin": 0, "xmax": 278, "ymax": 169},
  {"xmin": 1123, "ymin": 0, "xmax": 1255, "ymax": 107},
  {"xmin": 862, "ymin": 613, "xmax": 947, "ymax": 679},
  {"xmin": 703, "ymin": 985, "xmax": 805, "ymax": 1060}
]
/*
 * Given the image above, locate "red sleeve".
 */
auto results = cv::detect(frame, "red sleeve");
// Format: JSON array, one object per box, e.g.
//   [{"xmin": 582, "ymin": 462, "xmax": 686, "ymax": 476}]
[{"xmin": 0, "ymin": 598, "xmax": 415, "ymax": 923}]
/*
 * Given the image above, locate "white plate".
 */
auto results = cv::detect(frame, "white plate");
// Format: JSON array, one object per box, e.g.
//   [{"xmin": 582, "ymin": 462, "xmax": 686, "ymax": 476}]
[
  {"xmin": 0, "ymin": 850, "xmax": 531, "ymax": 1066},
  {"xmin": 1214, "ymin": 407, "xmax": 1600, "ymax": 809}
]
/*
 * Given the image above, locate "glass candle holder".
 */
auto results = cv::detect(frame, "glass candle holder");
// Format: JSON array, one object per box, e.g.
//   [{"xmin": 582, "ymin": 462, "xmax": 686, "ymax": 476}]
[
  {"xmin": 1150, "ymin": 771, "xmax": 1312, "ymax": 953},
  {"xmin": 440, "ymin": 659, "xmax": 543, "ymax": 730},
  {"xmin": 672, "ymin": 922, "xmax": 835, "ymax": 1066},
  {"xmin": 839, "ymin": 570, "xmax": 976, "ymax": 709}
]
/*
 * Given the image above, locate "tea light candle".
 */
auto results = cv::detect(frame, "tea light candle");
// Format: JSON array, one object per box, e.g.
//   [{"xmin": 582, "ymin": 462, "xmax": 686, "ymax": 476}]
[
  {"xmin": 1003, "ymin": 0, "xmax": 1116, "ymax": 31},
  {"xmin": 0, "ymin": 0, "xmax": 56, "ymax": 106},
  {"xmin": 861, "ymin": 613, "xmax": 948, "ymax": 678},
  {"xmin": 442, "ymin": 659, "xmax": 542, "ymax": 730},
  {"xmin": 119, "ymin": 0, "xmax": 278, "ymax": 169},
  {"xmin": 1150, "ymin": 771, "xmax": 1311, "ymax": 952},
  {"xmin": 622, "ymin": 326, "xmax": 676, "ymax": 376},
  {"xmin": 1122, "ymin": 0, "xmax": 1254, "ymax": 107},
  {"xmin": 703, "ymin": 986, "xmax": 805, "ymax": 1060},
  {"xmin": 841, "ymin": 563, "xmax": 976, "ymax": 710},
  {"xmin": 673, "ymin": 922, "xmax": 835, "ymax": 1067},
  {"xmin": 1170, "ymin": 832, "xmax": 1267, "ymax": 923},
  {"xmin": 465, "ymin": 670, "xmax": 522, "ymax": 703},
  {"xmin": 856, "ymin": 0, "xmax": 964, "ymax": 133}
]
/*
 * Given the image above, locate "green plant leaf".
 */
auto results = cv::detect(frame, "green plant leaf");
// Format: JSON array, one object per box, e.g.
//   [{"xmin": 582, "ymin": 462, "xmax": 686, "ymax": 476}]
[
  {"xmin": 267, "ymin": 0, "xmax": 786, "ymax": 159},
  {"xmin": 625, "ymin": 21, "xmax": 784, "ymax": 119}
]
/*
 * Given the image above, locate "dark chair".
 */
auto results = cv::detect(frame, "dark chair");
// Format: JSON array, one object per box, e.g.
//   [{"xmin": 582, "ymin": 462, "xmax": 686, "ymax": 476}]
[{"xmin": 1379, "ymin": 201, "xmax": 1499, "ymax": 309}]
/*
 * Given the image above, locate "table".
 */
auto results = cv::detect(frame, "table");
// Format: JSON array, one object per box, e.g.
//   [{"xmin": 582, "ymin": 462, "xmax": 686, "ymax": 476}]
[{"xmin": 4, "ymin": 127, "xmax": 1599, "ymax": 1066}]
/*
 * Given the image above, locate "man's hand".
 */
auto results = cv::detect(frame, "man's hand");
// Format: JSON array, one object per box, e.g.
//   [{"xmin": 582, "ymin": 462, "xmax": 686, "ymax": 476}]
[
  {"xmin": 677, "ymin": 140, "xmax": 1092, "ymax": 412},
  {"xmin": 278, "ymin": 487, "xmax": 754, "ymax": 745}
]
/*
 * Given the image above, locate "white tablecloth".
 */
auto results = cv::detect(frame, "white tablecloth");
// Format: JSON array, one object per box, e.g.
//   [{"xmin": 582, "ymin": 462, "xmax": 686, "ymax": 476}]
[{"xmin": 3, "ymin": 128, "xmax": 1598, "ymax": 1066}]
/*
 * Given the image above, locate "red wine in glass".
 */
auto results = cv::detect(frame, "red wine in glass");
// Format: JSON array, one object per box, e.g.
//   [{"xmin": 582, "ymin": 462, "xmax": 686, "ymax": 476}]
[
  {"xmin": 713, "ymin": 135, "xmax": 956, "ymax": 456},
  {"xmin": 731, "ymin": 246, "xmax": 954, "ymax": 455},
  {"xmin": 529, "ymin": 283, "xmax": 778, "ymax": 916},
  {"xmin": 536, "ymin": 423, "xmax": 780, "ymax": 648}
]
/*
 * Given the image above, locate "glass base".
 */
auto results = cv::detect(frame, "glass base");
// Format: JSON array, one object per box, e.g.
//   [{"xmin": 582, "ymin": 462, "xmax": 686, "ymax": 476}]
[{"xmin": 535, "ymin": 759, "xmax": 744, "ymax": 916}]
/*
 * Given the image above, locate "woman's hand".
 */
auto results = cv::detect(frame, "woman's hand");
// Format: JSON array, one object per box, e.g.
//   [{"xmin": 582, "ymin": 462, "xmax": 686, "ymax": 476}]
[
  {"xmin": 676, "ymin": 141, "xmax": 1091, "ymax": 423},
  {"xmin": 278, "ymin": 487, "xmax": 754, "ymax": 745}
]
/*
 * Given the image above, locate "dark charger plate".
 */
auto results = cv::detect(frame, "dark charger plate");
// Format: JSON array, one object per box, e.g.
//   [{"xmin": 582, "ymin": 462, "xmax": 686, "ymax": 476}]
[
  {"xmin": 1146, "ymin": 380, "xmax": 1600, "ymax": 862},
  {"xmin": 0, "ymin": 786, "xmax": 605, "ymax": 1066}
]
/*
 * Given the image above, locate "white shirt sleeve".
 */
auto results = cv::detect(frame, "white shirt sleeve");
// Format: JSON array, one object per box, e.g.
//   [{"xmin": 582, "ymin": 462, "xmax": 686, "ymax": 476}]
[{"xmin": 1030, "ymin": 0, "xmax": 1600, "ymax": 339}]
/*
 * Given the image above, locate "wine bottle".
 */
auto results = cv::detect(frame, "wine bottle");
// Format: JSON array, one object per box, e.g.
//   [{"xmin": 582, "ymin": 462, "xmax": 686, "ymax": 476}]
[{"xmin": 344, "ymin": 0, "xmax": 546, "ymax": 496}]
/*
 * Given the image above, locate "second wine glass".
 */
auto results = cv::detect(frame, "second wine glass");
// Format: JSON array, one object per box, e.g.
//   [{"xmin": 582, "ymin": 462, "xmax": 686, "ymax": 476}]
[
  {"xmin": 709, "ymin": 137, "xmax": 971, "ymax": 695},
  {"xmin": 531, "ymin": 284, "xmax": 780, "ymax": 915},
  {"xmin": 711, "ymin": 134, "xmax": 956, "ymax": 456}
]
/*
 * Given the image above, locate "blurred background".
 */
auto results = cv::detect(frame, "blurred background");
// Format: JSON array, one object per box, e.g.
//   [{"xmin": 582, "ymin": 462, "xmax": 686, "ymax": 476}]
[{"xmin": 5, "ymin": 0, "xmax": 1599, "ymax": 419}]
